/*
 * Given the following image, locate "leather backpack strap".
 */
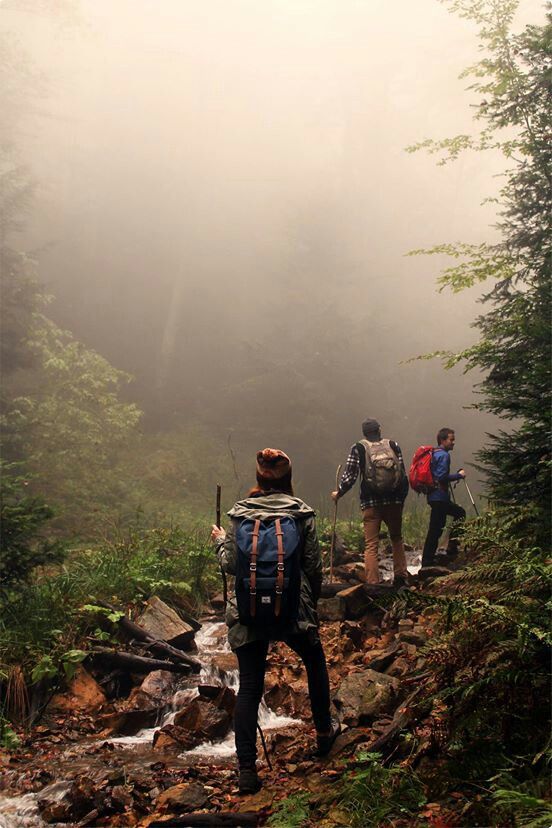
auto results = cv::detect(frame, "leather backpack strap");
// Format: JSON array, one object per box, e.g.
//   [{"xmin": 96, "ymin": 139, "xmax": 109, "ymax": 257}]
[
  {"xmin": 250, "ymin": 519, "xmax": 261, "ymax": 617},
  {"xmin": 274, "ymin": 518, "xmax": 285, "ymax": 617}
]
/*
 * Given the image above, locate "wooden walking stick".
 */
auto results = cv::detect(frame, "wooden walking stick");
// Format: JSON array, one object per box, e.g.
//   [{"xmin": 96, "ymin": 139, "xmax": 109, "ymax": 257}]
[
  {"xmin": 216, "ymin": 483, "xmax": 221, "ymax": 530},
  {"xmin": 329, "ymin": 464, "xmax": 342, "ymax": 584},
  {"xmin": 215, "ymin": 484, "xmax": 228, "ymax": 609}
]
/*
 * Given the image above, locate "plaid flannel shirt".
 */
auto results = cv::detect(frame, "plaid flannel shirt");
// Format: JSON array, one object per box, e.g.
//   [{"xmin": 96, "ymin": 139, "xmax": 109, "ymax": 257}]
[{"xmin": 337, "ymin": 441, "xmax": 407, "ymax": 510}]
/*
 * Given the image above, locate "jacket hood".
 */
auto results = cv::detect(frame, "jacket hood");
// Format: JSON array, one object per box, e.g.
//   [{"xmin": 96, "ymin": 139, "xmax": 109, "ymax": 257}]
[{"xmin": 227, "ymin": 493, "xmax": 315, "ymax": 520}]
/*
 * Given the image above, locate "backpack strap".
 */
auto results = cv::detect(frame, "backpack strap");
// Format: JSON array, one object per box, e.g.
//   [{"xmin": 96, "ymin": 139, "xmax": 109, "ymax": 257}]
[
  {"xmin": 274, "ymin": 518, "xmax": 285, "ymax": 618},
  {"xmin": 250, "ymin": 519, "xmax": 261, "ymax": 618}
]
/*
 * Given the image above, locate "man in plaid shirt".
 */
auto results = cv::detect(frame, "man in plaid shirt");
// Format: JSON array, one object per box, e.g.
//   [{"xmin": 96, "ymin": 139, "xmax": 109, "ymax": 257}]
[{"xmin": 331, "ymin": 418, "xmax": 409, "ymax": 586}]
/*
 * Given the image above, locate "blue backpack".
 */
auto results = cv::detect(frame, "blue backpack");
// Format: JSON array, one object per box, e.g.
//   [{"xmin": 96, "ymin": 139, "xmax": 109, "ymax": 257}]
[{"xmin": 235, "ymin": 516, "xmax": 302, "ymax": 627}]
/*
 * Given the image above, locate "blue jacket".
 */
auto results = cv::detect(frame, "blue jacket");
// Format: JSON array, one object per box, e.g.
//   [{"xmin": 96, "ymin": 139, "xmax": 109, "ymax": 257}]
[{"xmin": 428, "ymin": 448, "xmax": 464, "ymax": 503}]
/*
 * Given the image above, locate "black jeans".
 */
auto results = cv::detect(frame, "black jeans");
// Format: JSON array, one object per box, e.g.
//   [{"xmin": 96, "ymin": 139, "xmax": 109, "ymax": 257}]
[
  {"xmin": 234, "ymin": 634, "xmax": 331, "ymax": 768},
  {"xmin": 422, "ymin": 501, "xmax": 466, "ymax": 566}
]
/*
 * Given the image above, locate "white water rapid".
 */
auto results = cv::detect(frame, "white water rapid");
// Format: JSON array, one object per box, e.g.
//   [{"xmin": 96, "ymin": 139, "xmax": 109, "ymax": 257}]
[{"xmin": 109, "ymin": 621, "xmax": 298, "ymax": 755}]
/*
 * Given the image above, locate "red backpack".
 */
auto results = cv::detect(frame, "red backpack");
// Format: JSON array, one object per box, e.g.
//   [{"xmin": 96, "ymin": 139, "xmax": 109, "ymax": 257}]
[{"xmin": 409, "ymin": 446, "xmax": 436, "ymax": 493}]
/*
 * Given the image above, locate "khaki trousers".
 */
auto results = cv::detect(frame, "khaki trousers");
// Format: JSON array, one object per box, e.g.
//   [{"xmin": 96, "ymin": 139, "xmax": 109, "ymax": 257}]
[{"xmin": 362, "ymin": 503, "xmax": 407, "ymax": 584}]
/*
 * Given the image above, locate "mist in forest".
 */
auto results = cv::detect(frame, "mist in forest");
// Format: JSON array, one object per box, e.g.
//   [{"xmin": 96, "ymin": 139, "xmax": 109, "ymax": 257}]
[{"xmin": 1, "ymin": 0, "xmax": 544, "ymax": 507}]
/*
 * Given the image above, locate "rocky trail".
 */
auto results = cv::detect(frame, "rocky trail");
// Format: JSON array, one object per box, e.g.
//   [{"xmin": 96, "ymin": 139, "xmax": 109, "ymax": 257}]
[{"xmin": 0, "ymin": 542, "xmax": 457, "ymax": 827}]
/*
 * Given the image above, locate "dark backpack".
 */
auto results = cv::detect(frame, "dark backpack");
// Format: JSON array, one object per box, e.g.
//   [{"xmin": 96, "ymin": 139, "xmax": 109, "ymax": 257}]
[
  {"xmin": 358, "ymin": 438, "xmax": 404, "ymax": 494},
  {"xmin": 235, "ymin": 516, "xmax": 302, "ymax": 627}
]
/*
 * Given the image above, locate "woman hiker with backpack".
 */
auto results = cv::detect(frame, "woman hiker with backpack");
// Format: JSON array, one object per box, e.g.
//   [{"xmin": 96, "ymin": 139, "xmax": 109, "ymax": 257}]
[{"xmin": 210, "ymin": 448, "xmax": 340, "ymax": 795}]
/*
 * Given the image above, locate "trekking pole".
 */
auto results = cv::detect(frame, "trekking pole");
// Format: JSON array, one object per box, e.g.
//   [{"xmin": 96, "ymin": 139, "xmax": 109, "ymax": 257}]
[
  {"xmin": 215, "ymin": 484, "xmax": 228, "ymax": 609},
  {"xmin": 464, "ymin": 479, "xmax": 479, "ymax": 516},
  {"xmin": 329, "ymin": 464, "xmax": 342, "ymax": 584},
  {"xmin": 257, "ymin": 722, "xmax": 273, "ymax": 770}
]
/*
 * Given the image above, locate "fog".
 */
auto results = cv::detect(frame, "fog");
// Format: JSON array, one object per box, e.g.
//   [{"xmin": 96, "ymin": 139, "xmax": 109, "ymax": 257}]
[{"xmin": 2, "ymin": 0, "xmax": 544, "ymax": 503}]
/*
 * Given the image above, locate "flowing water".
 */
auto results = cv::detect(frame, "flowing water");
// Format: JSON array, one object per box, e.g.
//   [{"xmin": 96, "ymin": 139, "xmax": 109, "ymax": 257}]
[{"xmin": 0, "ymin": 621, "xmax": 298, "ymax": 827}]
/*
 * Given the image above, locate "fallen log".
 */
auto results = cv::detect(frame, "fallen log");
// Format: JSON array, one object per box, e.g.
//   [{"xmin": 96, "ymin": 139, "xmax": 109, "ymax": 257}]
[
  {"xmin": 97, "ymin": 601, "xmax": 201, "ymax": 673},
  {"xmin": 87, "ymin": 649, "xmax": 192, "ymax": 675},
  {"xmin": 148, "ymin": 815, "xmax": 260, "ymax": 827}
]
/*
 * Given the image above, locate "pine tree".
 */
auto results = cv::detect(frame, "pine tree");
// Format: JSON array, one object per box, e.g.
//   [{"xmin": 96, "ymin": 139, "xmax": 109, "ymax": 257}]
[{"xmin": 409, "ymin": 1, "xmax": 551, "ymax": 536}]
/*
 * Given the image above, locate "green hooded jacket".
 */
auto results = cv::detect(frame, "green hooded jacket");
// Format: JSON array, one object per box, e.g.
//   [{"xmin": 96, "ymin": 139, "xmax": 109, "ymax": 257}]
[{"xmin": 216, "ymin": 493, "xmax": 322, "ymax": 651}]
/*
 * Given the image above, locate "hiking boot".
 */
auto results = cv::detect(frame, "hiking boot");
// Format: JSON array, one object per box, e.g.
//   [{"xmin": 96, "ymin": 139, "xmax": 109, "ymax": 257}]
[
  {"xmin": 445, "ymin": 539, "xmax": 460, "ymax": 559},
  {"xmin": 393, "ymin": 573, "xmax": 411, "ymax": 588},
  {"xmin": 315, "ymin": 719, "xmax": 341, "ymax": 757},
  {"xmin": 238, "ymin": 766, "xmax": 262, "ymax": 795}
]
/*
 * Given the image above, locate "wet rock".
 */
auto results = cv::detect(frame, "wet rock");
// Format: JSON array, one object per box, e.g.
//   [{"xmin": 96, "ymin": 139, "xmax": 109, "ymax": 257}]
[
  {"xmin": 100, "ymin": 706, "xmax": 161, "ymax": 736},
  {"xmin": 211, "ymin": 651, "xmax": 238, "ymax": 676},
  {"xmin": 152, "ymin": 727, "xmax": 187, "ymax": 752},
  {"xmin": 136, "ymin": 595, "xmax": 195, "ymax": 650},
  {"xmin": 317, "ymin": 596, "xmax": 346, "ymax": 621},
  {"xmin": 38, "ymin": 777, "xmax": 97, "ymax": 823},
  {"xmin": 172, "ymin": 696, "xmax": 232, "ymax": 741},
  {"xmin": 197, "ymin": 684, "xmax": 236, "ymax": 715},
  {"xmin": 128, "ymin": 670, "xmax": 177, "ymax": 709},
  {"xmin": 48, "ymin": 667, "xmax": 106, "ymax": 712},
  {"xmin": 157, "ymin": 781, "xmax": 208, "ymax": 812},
  {"xmin": 334, "ymin": 669, "xmax": 400, "ymax": 725}
]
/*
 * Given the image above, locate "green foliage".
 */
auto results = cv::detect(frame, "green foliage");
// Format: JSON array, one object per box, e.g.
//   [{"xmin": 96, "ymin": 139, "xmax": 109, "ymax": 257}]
[
  {"xmin": 0, "ymin": 524, "xmax": 217, "ymax": 681},
  {"xmin": 0, "ymin": 461, "xmax": 65, "ymax": 590},
  {"xmin": 6, "ymin": 315, "xmax": 142, "ymax": 535},
  {"xmin": 267, "ymin": 792, "xmax": 311, "ymax": 828},
  {"xmin": 492, "ymin": 783, "xmax": 552, "ymax": 827},
  {"xmin": 336, "ymin": 751, "xmax": 426, "ymax": 826},
  {"xmin": 392, "ymin": 506, "xmax": 551, "ymax": 821},
  {"xmin": 0, "ymin": 715, "xmax": 20, "ymax": 750},
  {"xmin": 408, "ymin": 1, "xmax": 552, "ymax": 531}
]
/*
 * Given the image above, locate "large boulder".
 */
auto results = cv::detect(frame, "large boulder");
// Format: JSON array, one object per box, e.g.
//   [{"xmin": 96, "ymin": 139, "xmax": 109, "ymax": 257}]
[
  {"xmin": 157, "ymin": 782, "xmax": 208, "ymax": 812},
  {"xmin": 154, "ymin": 687, "xmax": 235, "ymax": 750},
  {"xmin": 334, "ymin": 669, "xmax": 400, "ymax": 725},
  {"xmin": 136, "ymin": 596, "xmax": 195, "ymax": 650},
  {"xmin": 49, "ymin": 667, "xmax": 106, "ymax": 712},
  {"xmin": 173, "ymin": 696, "xmax": 231, "ymax": 740},
  {"xmin": 128, "ymin": 669, "xmax": 177, "ymax": 709}
]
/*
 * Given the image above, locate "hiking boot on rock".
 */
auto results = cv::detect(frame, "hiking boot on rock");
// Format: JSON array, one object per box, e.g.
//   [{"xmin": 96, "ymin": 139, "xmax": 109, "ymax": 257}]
[
  {"xmin": 238, "ymin": 766, "xmax": 261, "ymax": 795},
  {"xmin": 315, "ymin": 719, "xmax": 341, "ymax": 757}
]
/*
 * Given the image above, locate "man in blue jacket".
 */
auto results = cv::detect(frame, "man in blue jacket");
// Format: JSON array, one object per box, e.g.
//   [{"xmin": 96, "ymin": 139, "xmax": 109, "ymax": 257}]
[{"xmin": 422, "ymin": 427, "xmax": 466, "ymax": 568}]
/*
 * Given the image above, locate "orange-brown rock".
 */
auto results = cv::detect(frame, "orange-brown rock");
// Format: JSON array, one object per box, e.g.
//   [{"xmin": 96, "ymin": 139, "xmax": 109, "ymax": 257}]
[{"xmin": 49, "ymin": 667, "xmax": 106, "ymax": 712}]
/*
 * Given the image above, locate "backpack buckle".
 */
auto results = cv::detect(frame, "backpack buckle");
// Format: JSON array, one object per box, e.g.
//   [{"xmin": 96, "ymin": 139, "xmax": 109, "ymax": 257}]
[
  {"xmin": 277, "ymin": 562, "xmax": 284, "ymax": 571},
  {"xmin": 250, "ymin": 588, "xmax": 256, "ymax": 596},
  {"xmin": 275, "ymin": 585, "xmax": 282, "ymax": 594},
  {"xmin": 250, "ymin": 563, "xmax": 257, "ymax": 571}
]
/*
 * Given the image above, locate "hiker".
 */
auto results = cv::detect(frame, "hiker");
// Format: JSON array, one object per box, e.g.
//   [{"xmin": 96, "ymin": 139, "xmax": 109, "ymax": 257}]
[
  {"xmin": 331, "ymin": 418, "xmax": 409, "ymax": 586},
  {"xmin": 210, "ymin": 448, "xmax": 340, "ymax": 795},
  {"xmin": 421, "ymin": 427, "xmax": 466, "ymax": 568}
]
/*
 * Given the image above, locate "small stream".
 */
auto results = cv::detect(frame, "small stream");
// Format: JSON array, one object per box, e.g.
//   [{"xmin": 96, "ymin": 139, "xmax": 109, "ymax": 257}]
[{"xmin": 0, "ymin": 621, "xmax": 299, "ymax": 828}]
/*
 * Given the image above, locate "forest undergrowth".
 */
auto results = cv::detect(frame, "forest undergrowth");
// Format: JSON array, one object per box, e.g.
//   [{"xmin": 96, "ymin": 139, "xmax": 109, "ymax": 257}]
[{"xmin": 268, "ymin": 505, "xmax": 551, "ymax": 828}]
